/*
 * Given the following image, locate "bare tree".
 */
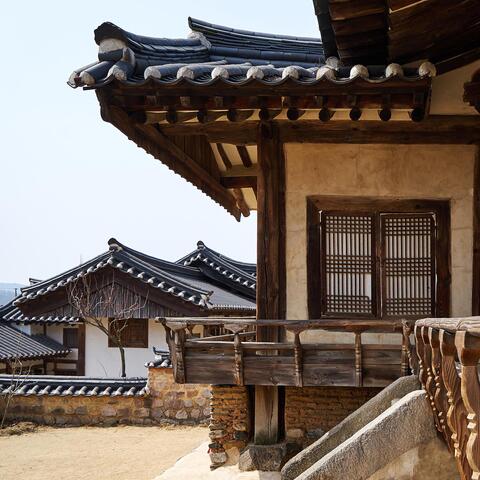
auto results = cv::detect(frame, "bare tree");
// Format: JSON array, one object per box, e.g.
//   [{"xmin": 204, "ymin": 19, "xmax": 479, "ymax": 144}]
[
  {"xmin": 67, "ymin": 274, "xmax": 146, "ymax": 377},
  {"xmin": 1, "ymin": 359, "xmax": 32, "ymax": 430}
]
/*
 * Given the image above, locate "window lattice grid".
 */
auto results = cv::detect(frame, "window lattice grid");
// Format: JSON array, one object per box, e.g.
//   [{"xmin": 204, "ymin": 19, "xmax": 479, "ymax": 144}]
[
  {"xmin": 323, "ymin": 214, "xmax": 374, "ymax": 316},
  {"xmin": 382, "ymin": 214, "xmax": 435, "ymax": 317}
]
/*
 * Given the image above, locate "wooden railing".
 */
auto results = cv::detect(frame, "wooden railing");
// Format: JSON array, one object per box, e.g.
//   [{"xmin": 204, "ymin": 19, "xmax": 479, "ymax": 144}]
[
  {"xmin": 415, "ymin": 317, "xmax": 480, "ymax": 480},
  {"xmin": 161, "ymin": 317, "xmax": 413, "ymax": 388}
]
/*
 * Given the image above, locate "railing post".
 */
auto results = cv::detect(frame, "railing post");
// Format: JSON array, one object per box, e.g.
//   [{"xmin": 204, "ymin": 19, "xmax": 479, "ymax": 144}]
[
  {"xmin": 456, "ymin": 329, "xmax": 480, "ymax": 479},
  {"xmin": 225, "ymin": 324, "xmax": 247, "ymax": 387},
  {"xmin": 429, "ymin": 325, "xmax": 453, "ymax": 448},
  {"xmin": 166, "ymin": 321, "xmax": 187, "ymax": 384},
  {"xmin": 440, "ymin": 328, "xmax": 472, "ymax": 480},
  {"xmin": 294, "ymin": 330, "xmax": 303, "ymax": 388},
  {"xmin": 355, "ymin": 332, "xmax": 363, "ymax": 387},
  {"xmin": 421, "ymin": 325, "xmax": 442, "ymax": 432},
  {"xmin": 234, "ymin": 332, "xmax": 244, "ymax": 386},
  {"xmin": 402, "ymin": 320, "xmax": 415, "ymax": 375}
]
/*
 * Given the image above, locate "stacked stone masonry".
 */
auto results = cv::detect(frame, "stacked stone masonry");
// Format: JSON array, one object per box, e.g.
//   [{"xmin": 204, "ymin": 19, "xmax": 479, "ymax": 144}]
[
  {"xmin": 285, "ymin": 386, "xmax": 382, "ymax": 445},
  {"xmin": 209, "ymin": 385, "xmax": 251, "ymax": 467},
  {"xmin": 1, "ymin": 368, "xmax": 211, "ymax": 426}
]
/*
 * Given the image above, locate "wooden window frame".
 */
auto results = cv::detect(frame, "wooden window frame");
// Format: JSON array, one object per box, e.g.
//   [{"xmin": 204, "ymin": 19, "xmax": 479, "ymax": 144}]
[
  {"xmin": 108, "ymin": 318, "xmax": 149, "ymax": 349},
  {"xmin": 307, "ymin": 196, "xmax": 451, "ymax": 320},
  {"xmin": 63, "ymin": 327, "xmax": 79, "ymax": 349}
]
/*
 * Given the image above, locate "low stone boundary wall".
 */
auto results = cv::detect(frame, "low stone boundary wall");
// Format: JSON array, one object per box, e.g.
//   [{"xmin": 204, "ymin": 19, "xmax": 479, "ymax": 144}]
[{"xmin": 1, "ymin": 367, "xmax": 211, "ymax": 426}]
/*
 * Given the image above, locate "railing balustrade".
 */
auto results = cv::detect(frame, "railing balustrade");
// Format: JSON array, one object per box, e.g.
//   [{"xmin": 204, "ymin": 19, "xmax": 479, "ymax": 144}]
[
  {"xmin": 161, "ymin": 317, "xmax": 413, "ymax": 389},
  {"xmin": 415, "ymin": 317, "xmax": 480, "ymax": 480}
]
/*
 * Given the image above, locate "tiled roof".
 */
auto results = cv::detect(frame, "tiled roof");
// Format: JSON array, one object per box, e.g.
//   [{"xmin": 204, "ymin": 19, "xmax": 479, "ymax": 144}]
[
  {"xmin": 177, "ymin": 241, "xmax": 256, "ymax": 301},
  {"xmin": 69, "ymin": 17, "xmax": 436, "ymax": 90},
  {"xmin": 10, "ymin": 238, "xmax": 255, "ymax": 317},
  {"xmin": 0, "ymin": 302, "xmax": 79, "ymax": 325},
  {"xmin": 145, "ymin": 348, "xmax": 172, "ymax": 369},
  {"xmin": 0, "ymin": 324, "xmax": 70, "ymax": 362},
  {"xmin": 0, "ymin": 375, "xmax": 147, "ymax": 397}
]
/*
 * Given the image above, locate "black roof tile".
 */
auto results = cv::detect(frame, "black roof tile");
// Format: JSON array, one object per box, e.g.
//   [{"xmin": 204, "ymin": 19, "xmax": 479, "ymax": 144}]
[{"xmin": 0, "ymin": 325, "xmax": 70, "ymax": 362}]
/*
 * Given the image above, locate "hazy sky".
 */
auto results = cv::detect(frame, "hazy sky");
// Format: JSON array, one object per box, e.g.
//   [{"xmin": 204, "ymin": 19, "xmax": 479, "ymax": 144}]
[{"xmin": 0, "ymin": 1, "xmax": 320, "ymax": 284}]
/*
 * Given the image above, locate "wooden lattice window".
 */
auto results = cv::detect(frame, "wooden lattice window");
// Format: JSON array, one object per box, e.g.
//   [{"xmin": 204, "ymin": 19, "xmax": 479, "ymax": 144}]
[
  {"xmin": 108, "ymin": 319, "xmax": 148, "ymax": 348},
  {"xmin": 307, "ymin": 198, "xmax": 450, "ymax": 320},
  {"xmin": 63, "ymin": 327, "xmax": 79, "ymax": 349}
]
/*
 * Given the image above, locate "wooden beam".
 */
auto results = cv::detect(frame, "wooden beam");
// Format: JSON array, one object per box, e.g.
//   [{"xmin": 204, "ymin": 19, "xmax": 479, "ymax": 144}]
[
  {"xmin": 256, "ymin": 121, "xmax": 286, "ymax": 326},
  {"xmin": 255, "ymin": 121, "xmax": 286, "ymax": 445},
  {"xmin": 96, "ymin": 93, "xmax": 241, "ymax": 220},
  {"xmin": 216, "ymin": 143, "xmax": 232, "ymax": 169},
  {"xmin": 473, "ymin": 147, "xmax": 480, "ymax": 315},
  {"xmin": 237, "ymin": 146, "xmax": 253, "ymax": 167},
  {"xmin": 220, "ymin": 176, "xmax": 257, "ymax": 189},
  {"xmin": 159, "ymin": 116, "xmax": 480, "ymax": 146},
  {"xmin": 77, "ymin": 323, "xmax": 86, "ymax": 376},
  {"xmin": 279, "ymin": 117, "xmax": 480, "ymax": 144}
]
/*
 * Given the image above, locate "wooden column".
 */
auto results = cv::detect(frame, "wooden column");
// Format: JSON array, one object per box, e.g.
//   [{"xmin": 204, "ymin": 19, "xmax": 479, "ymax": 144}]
[
  {"xmin": 76, "ymin": 323, "xmax": 86, "ymax": 376},
  {"xmin": 472, "ymin": 147, "xmax": 480, "ymax": 315},
  {"xmin": 254, "ymin": 121, "xmax": 286, "ymax": 444}
]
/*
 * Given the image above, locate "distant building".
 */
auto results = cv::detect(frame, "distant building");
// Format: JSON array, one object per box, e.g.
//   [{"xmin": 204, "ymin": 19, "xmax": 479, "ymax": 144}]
[
  {"xmin": 0, "ymin": 239, "xmax": 255, "ymax": 377},
  {"xmin": 0, "ymin": 283, "xmax": 24, "ymax": 307}
]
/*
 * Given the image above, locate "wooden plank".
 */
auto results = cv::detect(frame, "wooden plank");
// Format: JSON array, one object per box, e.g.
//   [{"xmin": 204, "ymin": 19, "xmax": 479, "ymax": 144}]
[
  {"xmin": 237, "ymin": 146, "xmax": 253, "ymax": 167},
  {"xmin": 256, "ymin": 121, "xmax": 286, "ymax": 328},
  {"xmin": 77, "ymin": 323, "xmax": 86, "ymax": 376},
  {"xmin": 220, "ymin": 176, "xmax": 257, "ymax": 189},
  {"xmin": 255, "ymin": 386, "xmax": 279, "ymax": 443},
  {"xmin": 255, "ymin": 121, "xmax": 286, "ymax": 444},
  {"xmin": 473, "ymin": 147, "xmax": 480, "ymax": 315}
]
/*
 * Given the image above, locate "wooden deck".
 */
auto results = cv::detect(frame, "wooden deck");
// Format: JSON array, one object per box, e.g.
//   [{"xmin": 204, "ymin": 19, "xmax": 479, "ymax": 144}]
[{"xmin": 162, "ymin": 318, "xmax": 413, "ymax": 388}]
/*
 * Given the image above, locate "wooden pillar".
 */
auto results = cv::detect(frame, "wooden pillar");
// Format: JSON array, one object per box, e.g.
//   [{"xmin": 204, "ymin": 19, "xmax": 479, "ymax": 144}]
[
  {"xmin": 472, "ymin": 147, "xmax": 480, "ymax": 315},
  {"xmin": 254, "ymin": 121, "xmax": 286, "ymax": 444},
  {"xmin": 76, "ymin": 322, "xmax": 86, "ymax": 376}
]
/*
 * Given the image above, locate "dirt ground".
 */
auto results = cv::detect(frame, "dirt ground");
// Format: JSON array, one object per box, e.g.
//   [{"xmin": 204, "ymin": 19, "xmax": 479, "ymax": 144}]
[{"xmin": 0, "ymin": 424, "xmax": 208, "ymax": 480}]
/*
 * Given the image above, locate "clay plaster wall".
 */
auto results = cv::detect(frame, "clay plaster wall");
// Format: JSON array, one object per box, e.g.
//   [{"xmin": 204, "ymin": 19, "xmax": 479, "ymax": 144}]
[{"xmin": 285, "ymin": 144, "xmax": 476, "ymax": 340}]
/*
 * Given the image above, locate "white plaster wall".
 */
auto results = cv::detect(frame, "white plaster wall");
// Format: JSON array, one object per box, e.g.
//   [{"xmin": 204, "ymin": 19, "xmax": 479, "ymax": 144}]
[
  {"xmin": 285, "ymin": 144, "xmax": 476, "ymax": 336},
  {"xmin": 84, "ymin": 319, "xmax": 167, "ymax": 378},
  {"xmin": 45, "ymin": 325, "xmax": 78, "ymax": 364}
]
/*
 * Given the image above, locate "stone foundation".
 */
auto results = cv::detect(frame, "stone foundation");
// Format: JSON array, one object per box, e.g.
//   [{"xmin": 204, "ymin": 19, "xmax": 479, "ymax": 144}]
[
  {"xmin": 285, "ymin": 386, "xmax": 381, "ymax": 446},
  {"xmin": 1, "ymin": 367, "xmax": 210, "ymax": 426},
  {"xmin": 208, "ymin": 385, "xmax": 251, "ymax": 467}
]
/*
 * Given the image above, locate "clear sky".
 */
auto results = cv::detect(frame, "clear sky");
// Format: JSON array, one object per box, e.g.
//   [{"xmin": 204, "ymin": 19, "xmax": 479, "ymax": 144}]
[{"xmin": 0, "ymin": 1, "xmax": 320, "ymax": 284}]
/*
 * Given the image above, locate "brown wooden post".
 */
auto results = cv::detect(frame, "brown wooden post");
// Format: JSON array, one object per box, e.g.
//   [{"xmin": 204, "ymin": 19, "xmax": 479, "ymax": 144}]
[
  {"xmin": 472, "ymin": 147, "xmax": 480, "ymax": 315},
  {"xmin": 77, "ymin": 322, "xmax": 86, "ymax": 376},
  {"xmin": 456, "ymin": 330, "xmax": 480, "ymax": 478},
  {"xmin": 254, "ymin": 121, "xmax": 286, "ymax": 444}
]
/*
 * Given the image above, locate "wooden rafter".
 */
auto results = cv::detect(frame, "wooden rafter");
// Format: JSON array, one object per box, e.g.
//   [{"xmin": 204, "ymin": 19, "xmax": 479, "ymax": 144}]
[{"xmin": 96, "ymin": 91, "xmax": 242, "ymax": 220}]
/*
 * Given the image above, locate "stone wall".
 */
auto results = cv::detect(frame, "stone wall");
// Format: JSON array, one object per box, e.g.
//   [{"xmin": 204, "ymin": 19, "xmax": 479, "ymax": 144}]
[
  {"xmin": 1, "ymin": 367, "xmax": 211, "ymax": 426},
  {"xmin": 147, "ymin": 367, "xmax": 211, "ymax": 423},
  {"xmin": 285, "ymin": 386, "xmax": 381, "ymax": 446},
  {"xmin": 208, "ymin": 385, "xmax": 251, "ymax": 467}
]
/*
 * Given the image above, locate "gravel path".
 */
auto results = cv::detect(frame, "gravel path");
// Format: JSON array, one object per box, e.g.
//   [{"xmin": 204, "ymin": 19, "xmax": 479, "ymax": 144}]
[{"xmin": 0, "ymin": 425, "xmax": 208, "ymax": 480}]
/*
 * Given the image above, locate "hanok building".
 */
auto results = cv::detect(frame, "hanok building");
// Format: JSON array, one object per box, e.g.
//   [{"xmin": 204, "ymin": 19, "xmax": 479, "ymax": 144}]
[
  {"xmin": 69, "ymin": 3, "xmax": 480, "ymax": 474},
  {"xmin": 0, "ymin": 239, "xmax": 255, "ymax": 377}
]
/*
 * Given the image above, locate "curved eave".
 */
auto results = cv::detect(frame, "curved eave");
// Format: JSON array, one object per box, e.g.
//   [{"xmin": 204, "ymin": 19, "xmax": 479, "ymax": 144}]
[{"xmin": 81, "ymin": 70, "xmax": 432, "ymax": 91}]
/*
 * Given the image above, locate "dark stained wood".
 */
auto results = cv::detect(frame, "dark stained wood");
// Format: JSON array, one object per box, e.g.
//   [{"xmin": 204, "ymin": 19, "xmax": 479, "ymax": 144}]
[
  {"xmin": 280, "ymin": 117, "xmax": 480, "ymax": 145},
  {"xmin": 256, "ymin": 122, "xmax": 286, "ymax": 333},
  {"xmin": 96, "ymin": 91, "xmax": 242, "ymax": 220},
  {"xmin": 158, "ymin": 116, "xmax": 480, "ymax": 146},
  {"xmin": 237, "ymin": 146, "xmax": 253, "ymax": 168},
  {"xmin": 255, "ymin": 122, "xmax": 286, "ymax": 444},
  {"xmin": 473, "ymin": 148, "xmax": 480, "ymax": 315},
  {"xmin": 77, "ymin": 323, "xmax": 86, "ymax": 376},
  {"xmin": 220, "ymin": 176, "xmax": 257, "ymax": 189},
  {"xmin": 216, "ymin": 143, "xmax": 233, "ymax": 169},
  {"xmin": 307, "ymin": 197, "xmax": 451, "ymax": 320}
]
